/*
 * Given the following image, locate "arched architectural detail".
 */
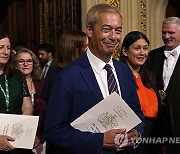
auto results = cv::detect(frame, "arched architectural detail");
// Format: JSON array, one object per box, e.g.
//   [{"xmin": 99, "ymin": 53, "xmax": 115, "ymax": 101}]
[
  {"xmin": 81, "ymin": 0, "xmax": 168, "ymax": 51},
  {"xmin": 81, "ymin": 0, "xmax": 105, "ymax": 31},
  {"xmin": 146, "ymin": 0, "xmax": 168, "ymax": 49},
  {"xmin": 120, "ymin": 0, "xmax": 168, "ymax": 50}
]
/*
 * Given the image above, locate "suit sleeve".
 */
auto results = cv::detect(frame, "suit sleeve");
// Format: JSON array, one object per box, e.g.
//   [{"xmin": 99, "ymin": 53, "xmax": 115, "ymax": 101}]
[
  {"xmin": 44, "ymin": 72, "xmax": 104, "ymax": 153},
  {"xmin": 118, "ymin": 64, "xmax": 145, "ymax": 135}
]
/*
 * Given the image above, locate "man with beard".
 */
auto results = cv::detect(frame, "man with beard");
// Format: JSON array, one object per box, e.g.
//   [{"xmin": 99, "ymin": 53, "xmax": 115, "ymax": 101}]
[
  {"xmin": 37, "ymin": 43, "xmax": 55, "ymax": 80},
  {"xmin": 44, "ymin": 3, "xmax": 144, "ymax": 154},
  {"xmin": 148, "ymin": 17, "xmax": 180, "ymax": 153}
]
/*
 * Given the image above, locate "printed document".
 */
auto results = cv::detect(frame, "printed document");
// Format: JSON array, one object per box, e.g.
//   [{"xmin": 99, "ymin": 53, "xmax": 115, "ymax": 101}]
[
  {"xmin": 0, "ymin": 114, "xmax": 39, "ymax": 149},
  {"xmin": 71, "ymin": 92, "xmax": 141, "ymax": 133}
]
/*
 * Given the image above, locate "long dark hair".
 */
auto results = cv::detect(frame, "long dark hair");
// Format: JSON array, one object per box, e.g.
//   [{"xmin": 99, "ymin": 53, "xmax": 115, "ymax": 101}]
[
  {"xmin": 0, "ymin": 33, "xmax": 15, "ymax": 77},
  {"xmin": 119, "ymin": 31, "xmax": 155, "ymax": 88}
]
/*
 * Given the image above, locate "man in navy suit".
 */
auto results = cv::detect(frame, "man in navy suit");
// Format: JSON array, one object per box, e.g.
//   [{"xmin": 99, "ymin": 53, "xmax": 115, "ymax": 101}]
[
  {"xmin": 148, "ymin": 17, "xmax": 180, "ymax": 153},
  {"xmin": 45, "ymin": 3, "xmax": 144, "ymax": 154}
]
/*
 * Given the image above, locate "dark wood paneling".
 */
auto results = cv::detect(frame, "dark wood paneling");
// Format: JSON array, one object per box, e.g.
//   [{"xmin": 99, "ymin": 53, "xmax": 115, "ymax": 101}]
[
  {"xmin": 0, "ymin": 0, "xmax": 81, "ymax": 52},
  {"xmin": 166, "ymin": 0, "xmax": 180, "ymax": 18},
  {"xmin": 0, "ymin": 0, "xmax": 40, "ymax": 51},
  {"xmin": 39, "ymin": 0, "xmax": 82, "ymax": 50}
]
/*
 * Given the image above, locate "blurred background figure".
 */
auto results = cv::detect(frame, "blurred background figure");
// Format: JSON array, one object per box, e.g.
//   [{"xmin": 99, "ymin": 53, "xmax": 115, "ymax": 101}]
[
  {"xmin": 37, "ymin": 43, "xmax": 55, "ymax": 80},
  {"xmin": 14, "ymin": 48, "xmax": 47, "ymax": 154},
  {"xmin": 43, "ymin": 30, "xmax": 87, "ymax": 154},
  {"xmin": 41, "ymin": 30, "xmax": 88, "ymax": 104},
  {"xmin": 0, "ymin": 33, "xmax": 33, "ymax": 153},
  {"xmin": 120, "ymin": 31, "xmax": 161, "ymax": 154}
]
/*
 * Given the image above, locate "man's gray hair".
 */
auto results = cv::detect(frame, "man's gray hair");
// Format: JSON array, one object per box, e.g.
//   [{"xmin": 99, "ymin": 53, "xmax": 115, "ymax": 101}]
[
  {"xmin": 163, "ymin": 17, "xmax": 180, "ymax": 28},
  {"xmin": 86, "ymin": 3, "xmax": 122, "ymax": 27}
]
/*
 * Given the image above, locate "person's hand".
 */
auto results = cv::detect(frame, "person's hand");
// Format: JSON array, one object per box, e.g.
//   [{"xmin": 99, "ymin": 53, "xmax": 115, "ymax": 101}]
[
  {"xmin": 35, "ymin": 143, "xmax": 43, "ymax": 154},
  {"xmin": 115, "ymin": 129, "xmax": 140, "ymax": 151},
  {"xmin": 127, "ymin": 129, "xmax": 139, "ymax": 140},
  {"xmin": 103, "ymin": 128, "xmax": 126, "ymax": 149},
  {"xmin": 33, "ymin": 136, "xmax": 43, "ymax": 154},
  {"xmin": 0, "ymin": 135, "xmax": 15, "ymax": 151},
  {"xmin": 33, "ymin": 136, "xmax": 41, "ymax": 148}
]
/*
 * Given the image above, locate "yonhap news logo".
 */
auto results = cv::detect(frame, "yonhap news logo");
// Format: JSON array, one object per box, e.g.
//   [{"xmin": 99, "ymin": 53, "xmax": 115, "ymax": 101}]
[{"xmin": 134, "ymin": 137, "xmax": 180, "ymax": 144}]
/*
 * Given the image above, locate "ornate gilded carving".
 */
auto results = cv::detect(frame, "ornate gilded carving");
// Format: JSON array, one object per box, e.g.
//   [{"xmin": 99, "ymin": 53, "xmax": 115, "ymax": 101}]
[
  {"xmin": 39, "ymin": 0, "xmax": 81, "ymax": 49},
  {"xmin": 140, "ymin": 0, "xmax": 146, "ymax": 32},
  {"xmin": 106, "ymin": 0, "xmax": 121, "ymax": 60},
  {"xmin": 106, "ymin": 0, "xmax": 121, "ymax": 10},
  {"xmin": 140, "ymin": 12, "xmax": 146, "ymax": 21},
  {"xmin": 39, "ymin": 1, "xmax": 43, "ymax": 44},
  {"xmin": 140, "ymin": 0, "xmax": 146, "ymax": 10}
]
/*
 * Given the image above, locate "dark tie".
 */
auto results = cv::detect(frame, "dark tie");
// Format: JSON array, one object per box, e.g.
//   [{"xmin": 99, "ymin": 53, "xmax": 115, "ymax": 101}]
[
  {"xmin": 104, "ymin": 64, "xmax": 119, "ymax": 95},
  {"xmin": 42, "ymin": 64, "xmax": 49, "ymax": 79}
]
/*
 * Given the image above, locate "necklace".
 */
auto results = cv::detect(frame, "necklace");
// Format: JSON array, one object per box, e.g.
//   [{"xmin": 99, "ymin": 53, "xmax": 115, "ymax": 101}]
[
  {"xmin": 0, "ymin": 75, "xmax": 9, "ymax": 111},
  {"xmin": 27, "ymin": 77, "xmax": 35, "ymax": 105}
]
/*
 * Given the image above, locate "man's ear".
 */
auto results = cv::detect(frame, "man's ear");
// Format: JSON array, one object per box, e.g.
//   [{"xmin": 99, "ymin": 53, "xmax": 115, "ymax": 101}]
[
  {"xmin": 48, "ymin": 52, "xmax": 53, "ymax": 59},
  {"xmin": 86, "ymin": 25, "xmax": 92, "ymax": 38},
  {"xmin": 122, "ymin": 47, "xmax": 128, "ymax": 56}
]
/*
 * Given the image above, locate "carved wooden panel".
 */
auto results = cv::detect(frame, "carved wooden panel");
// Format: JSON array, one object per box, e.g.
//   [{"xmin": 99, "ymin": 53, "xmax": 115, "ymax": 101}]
[
  {"xmin": 0, "ymin": 0, "xmax": 40, "ymax": 51},
  {"xmin": 0, "ymin": 0, "xmax": 81, "ymax": 51},
  {"xmin": 39, "ymin": 0, "xmax": 82, "ymax": 49}
]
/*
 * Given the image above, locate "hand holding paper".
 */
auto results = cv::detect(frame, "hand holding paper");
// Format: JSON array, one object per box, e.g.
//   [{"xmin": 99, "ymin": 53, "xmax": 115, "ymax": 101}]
[
  {"xmin": 71, "ymin": 92, "xmax": 142, "ymax": 133},
  {"xmin": 0, "ymin": 114, "xmax": 39, "ymax": 149}
]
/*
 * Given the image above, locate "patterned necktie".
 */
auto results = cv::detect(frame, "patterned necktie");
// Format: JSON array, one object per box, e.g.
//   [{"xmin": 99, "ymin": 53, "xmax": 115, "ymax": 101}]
[{"xmin": 104, "ymin": 64, "xmax": 119, "ymax": 95}]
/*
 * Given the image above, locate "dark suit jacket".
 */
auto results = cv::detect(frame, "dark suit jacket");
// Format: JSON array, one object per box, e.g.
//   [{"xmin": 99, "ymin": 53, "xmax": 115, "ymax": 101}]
[
  {"xmin": 44, "ymin": 52, "xmax": 144, "ymax": 154},
  {"xmin": 41, "ymin": 66, "xmax": 61, "ymax": 103},
  {"xmin": 148, "ymin": 46, "xmax": 180, "ymax": 152}
]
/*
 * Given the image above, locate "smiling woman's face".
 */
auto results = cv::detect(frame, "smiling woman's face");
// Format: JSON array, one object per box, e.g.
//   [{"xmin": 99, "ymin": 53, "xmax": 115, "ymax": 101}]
[
  {"xmin": 123, "ymin": 38, "xmax": 149, "ymax": 70},
  {"xmin": 16, "ymin": 52, "xmax": 33, "ymax": 77}
]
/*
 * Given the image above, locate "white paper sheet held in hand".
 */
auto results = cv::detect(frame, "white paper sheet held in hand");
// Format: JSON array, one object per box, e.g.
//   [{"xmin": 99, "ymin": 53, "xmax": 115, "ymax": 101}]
[
  {"xmin": 0, "ymin": 114, "xmax": 39, "ymax": 149},
  {"xmin": 71, "ymin": 92, "xmax": 142, "ymax": 133}
]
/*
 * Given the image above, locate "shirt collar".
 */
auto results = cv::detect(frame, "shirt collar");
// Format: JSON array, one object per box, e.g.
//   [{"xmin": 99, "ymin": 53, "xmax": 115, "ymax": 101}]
[
  {"xmin": 175, "ymin": 44, "xmax": 180, "ymax": 56},
  {"xmin": 86, "ymin": 48, "xmax": 113, "ymax": 74},
  {"xmin": 164, "ymin": 45, "xmax": 180, "ymax": 57},
  {"xmin": 46, "ymin": 60, "xmax": 53, "ymax": 66}
]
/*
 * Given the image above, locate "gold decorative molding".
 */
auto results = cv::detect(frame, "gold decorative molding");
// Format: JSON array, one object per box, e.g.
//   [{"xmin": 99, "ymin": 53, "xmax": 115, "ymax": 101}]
[
  {"xmin": 105, "ymin": 0, "xmax": 121, "ymax": 10},
  {"xmin": 140, "ymin": 0, "xmax": 146, "ymax": 10},
  {"xmin": 38, "ymin": 0, "xmax": 82, "ymax": 49},
  {"xmin": 39, "ymin": 0, "xmax": 43, "ymax": 44},
  {"xmin": 140, "ymin": 0, "xmax": 146, "ymax": 32},
  {"xmin": 106, "ymin": 0, "xmax": 121, "ymax": 60}
]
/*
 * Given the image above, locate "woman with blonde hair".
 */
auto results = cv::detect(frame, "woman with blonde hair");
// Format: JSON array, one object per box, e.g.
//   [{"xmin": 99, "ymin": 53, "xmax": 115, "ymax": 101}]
[{"xmin": 14, "ymin": 48, "xmax": 47, "ymax": 154}]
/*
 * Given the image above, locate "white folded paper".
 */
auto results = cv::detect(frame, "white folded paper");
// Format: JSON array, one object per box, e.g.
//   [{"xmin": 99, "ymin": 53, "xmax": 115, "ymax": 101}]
[
  {"xmin": 0, "ymin": 113, "xmax": 39, "ymax": 149},
  {"xmin": 71, "ymin": 92, "xmax": 142, "ymax": 133}
]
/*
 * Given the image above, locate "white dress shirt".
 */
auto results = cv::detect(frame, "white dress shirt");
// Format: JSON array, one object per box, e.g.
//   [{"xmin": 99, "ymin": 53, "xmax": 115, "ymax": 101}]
[
  {"xmin": 163, "ymin": 45, "xmax": 180, "ymax": 90},
  {"xmin": 42, "ymin": 60, "xmax": 52, "ymax": 79},
  {"xmin": 86, "ymin": 48, "xmax": 121, "ymax": 98}
]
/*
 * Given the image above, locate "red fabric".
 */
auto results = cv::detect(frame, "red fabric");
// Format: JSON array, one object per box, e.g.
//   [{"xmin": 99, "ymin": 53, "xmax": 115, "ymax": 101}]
[
  {"xmin": 134, "ymin": 75, "xmax": 158, "ymax": 118},
  {"xmin": 33, "ymin": 80, "xmax": 47, "ymax": 143}
]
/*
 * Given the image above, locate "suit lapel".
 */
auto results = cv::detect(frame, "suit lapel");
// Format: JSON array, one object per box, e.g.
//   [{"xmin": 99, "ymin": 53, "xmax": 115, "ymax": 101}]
[
  {"xmin": 79, "ymin": 53, "xmax": 103, "ymax": 102},
  {"xmin": 156, "ymin": 51, "xmax": 165, "ymax": 90},
  {"xmin": 166, "ymin": 56, "xmax": 180, "ymax": 94},
  {"xmin": 113, "ymin": 60, "xmax": 127, "ymax": 99}
]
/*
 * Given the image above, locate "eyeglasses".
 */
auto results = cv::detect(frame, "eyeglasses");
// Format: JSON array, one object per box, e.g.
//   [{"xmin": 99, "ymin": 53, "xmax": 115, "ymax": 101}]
[{"xmin": 16, "ymin": 59, "xmax": 33, "ymax": 65}]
